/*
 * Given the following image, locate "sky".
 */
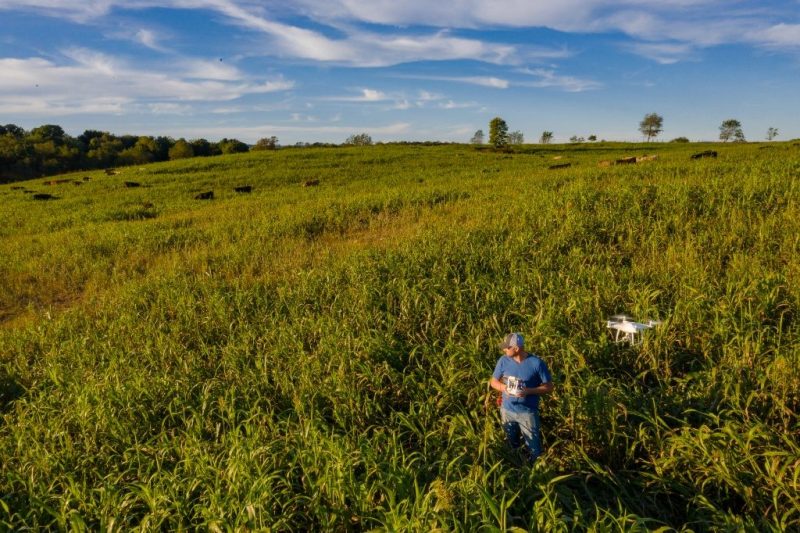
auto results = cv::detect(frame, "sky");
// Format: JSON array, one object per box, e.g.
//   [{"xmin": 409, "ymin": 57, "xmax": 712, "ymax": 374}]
[{"xmin": 1, "ymin": 1, "xmax": 799, "ymax": 144}]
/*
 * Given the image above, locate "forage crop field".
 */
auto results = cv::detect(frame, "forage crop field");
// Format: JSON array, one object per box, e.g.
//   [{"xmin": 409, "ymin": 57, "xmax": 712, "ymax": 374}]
[{"xmin": 1, "ymin": 142, "xmax": 799, "ymax": 530}]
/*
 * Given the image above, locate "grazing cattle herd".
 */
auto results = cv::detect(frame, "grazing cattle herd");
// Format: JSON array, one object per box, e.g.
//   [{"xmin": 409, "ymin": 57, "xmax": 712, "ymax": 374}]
[
  {"xmin": 6, "ymin": 146, "xmax": 750, "ymax": 207},
  {"xmin": 690, "ymin": 150, "xmax": 718, "ymax": 159}
]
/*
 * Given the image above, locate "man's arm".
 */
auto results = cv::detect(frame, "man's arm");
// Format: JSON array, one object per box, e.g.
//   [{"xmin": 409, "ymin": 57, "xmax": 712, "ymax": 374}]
[
  {"xmin": 489, "ymin": 376, "xmax": 506, "ymax": 393},
  {"xmin": 524, "ymin": 382, "xmax": 554, "ymax": 396}
]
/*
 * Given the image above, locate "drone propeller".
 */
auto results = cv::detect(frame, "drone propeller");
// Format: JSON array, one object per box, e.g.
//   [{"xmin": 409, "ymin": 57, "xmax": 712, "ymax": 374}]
[{"xmin": 609, "ymin": 314, "xmax": 634, "ymax": 322}]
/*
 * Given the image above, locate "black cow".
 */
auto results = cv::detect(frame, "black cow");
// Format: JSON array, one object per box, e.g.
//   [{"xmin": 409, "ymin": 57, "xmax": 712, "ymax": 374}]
[
  {"xmin": 548, "ymin": 163, "xmax": 572, "ymax": 170},
  {"xmin": 33, "ymin": 193, "xmax": 56, "ymax": 200},
  {"xmin": 690, "ymin": 150, "xmax": 717, "ymax": 159},
  {"xmin": 124, "ymin": 181, "xmax": 141, "ymax": 188},
  {"xmin": 234, "ymin": 185, "xmax": 252, "ymax": 193}
]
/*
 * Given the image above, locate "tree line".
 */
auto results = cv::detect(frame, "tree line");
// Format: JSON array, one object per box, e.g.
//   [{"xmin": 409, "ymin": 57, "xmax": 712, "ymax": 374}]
[
  {"xmin": 0, "ymin": 123, "xmax": 396, "ymax": 183},
  {"xmin": 1, "ymin": 116, "xmax": 784, "ymax": 182},
  {"xmin": 0, "ymin": 124, "xmax": 259, "ymax": 183},
  {"xmin": 473, "ymin": 114, "xmax": 780, "ymax": 147}
]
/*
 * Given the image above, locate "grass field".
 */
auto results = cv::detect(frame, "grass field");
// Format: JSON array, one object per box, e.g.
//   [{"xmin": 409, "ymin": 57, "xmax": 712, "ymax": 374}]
[{"xmin": 1, "ymin": 141, "xmax": 799, "ymax": 530}]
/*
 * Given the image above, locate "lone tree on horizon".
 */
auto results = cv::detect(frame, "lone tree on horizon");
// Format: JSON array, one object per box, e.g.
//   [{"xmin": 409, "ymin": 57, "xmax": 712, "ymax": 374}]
[
  {"xmin": 639, "ymin": 113, "xmax": 663, "ymax": 142},
  {"xmin": 508, "ymin": 131, "xmax": 524, "ymax": 145},
  {"xmin": 470, "ymin": 129, "xmax": 484, "ymax": 144},
  {"xmin": 767, "ymin": 127, "xmax": 779, "ymax": 141},
  {"xmin": 489, "ymin": 117, "xmax": 508, "ymax": 149},
  {"xmin": 719, "ymin": 119, "xmax": 745, "ymax": 142},
  {"xmin": 253, "ymin": 136, "xmax": 279, "ymax": 150},
  {"xmin": 345, "ymin": 133, "xmax": 372, "ymax": 146},
  {"xmin": 539, "ymin": 131, "xmax": 553, "ymax": 144}
]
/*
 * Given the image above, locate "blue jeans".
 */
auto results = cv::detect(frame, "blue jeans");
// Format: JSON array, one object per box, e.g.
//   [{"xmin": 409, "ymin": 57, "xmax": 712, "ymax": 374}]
[{"xmin": 500, "ymin": 408, "xmax": 542, "ymax": 460}]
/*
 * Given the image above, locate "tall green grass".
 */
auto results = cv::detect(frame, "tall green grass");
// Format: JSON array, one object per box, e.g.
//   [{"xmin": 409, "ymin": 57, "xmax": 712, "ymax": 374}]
[{"xmin": 1, "ymin": 142, "xmax": 798, "ymax": 529}]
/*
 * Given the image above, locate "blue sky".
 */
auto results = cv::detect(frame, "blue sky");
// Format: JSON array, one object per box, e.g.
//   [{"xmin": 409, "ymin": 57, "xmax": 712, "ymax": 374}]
[{"xmin": 1, "ymin": 1, "xmax": 799, "ymax": 144}]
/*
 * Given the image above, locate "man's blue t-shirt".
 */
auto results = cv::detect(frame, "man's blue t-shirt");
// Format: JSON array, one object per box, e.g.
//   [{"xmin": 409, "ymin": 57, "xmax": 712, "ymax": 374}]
[{"xmin": 493, "ymin": 353, "xmax": 552, "ymax": 413}]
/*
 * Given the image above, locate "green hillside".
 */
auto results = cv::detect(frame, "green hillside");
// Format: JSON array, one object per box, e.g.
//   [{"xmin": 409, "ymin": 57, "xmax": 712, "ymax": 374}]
[{"xmin": 1, "ymin": 143, "xmax": 799, "ymax": 530}]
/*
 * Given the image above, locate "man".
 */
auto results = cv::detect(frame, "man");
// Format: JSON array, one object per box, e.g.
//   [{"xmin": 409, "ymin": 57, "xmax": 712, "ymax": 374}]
[{"xmin": 490, "ymin": 333, "xmax": 554, "ymax": 462}]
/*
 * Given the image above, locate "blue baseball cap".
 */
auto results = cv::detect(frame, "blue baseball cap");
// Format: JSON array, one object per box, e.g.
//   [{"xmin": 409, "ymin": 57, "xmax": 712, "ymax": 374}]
[{"xmin": 499, "ymin": 332, "xmax": 524, "ymax": 349}]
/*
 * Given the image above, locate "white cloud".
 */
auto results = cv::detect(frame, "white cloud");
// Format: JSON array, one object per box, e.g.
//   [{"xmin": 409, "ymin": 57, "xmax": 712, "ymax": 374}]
[
  {"xmin": 179, "ymin": 59, "xmax": 244, "ymax": 81},
  {"xmin": 0, "ymin": 0, "xmax": 118, "ymax": 22},
  {"xmin": 62, "ymin": 47, "xmax": 118, "ymax": 76},
  {"xmin": 448, "ymin": 76, "xmax": 509, "ymax": 89},
  {"xmin": 753, "ymin": 23, "xmax": 800, "ymax": 48},
  {"xmin": 398, "ymin": 75, "xmax": 510, "ymax": 88},
  {"xmin": 2, "ymin": 0, "xmax": 798, "ymax": 70},
  {"xmin": 135, "ymin": 29, "xmax": 163, "ymax": 51},
  {"xmin": 0, "ymin": 51, "xmax": 294, "ymax": 116},
  {"xmin": 216, "ymin": 6, "xmax": 520, "ymax": 66},
  {"xmin": 290, "ymin": 112, "xmax": 317, "ymax": 121},
  {"xmin": 147, "ymin": 102, "xmax": 192, "ymax": 114},
  {"xmin": 439, "ymin": 100, "xmax": 478, "ymax": 109},
  {"xmin": 210, "ymin": 100, "xmax": 296, "ymax": 114},
  {"xmin": 517, "ymin": 68, "xmax": 603, "ymax": 92},
  {"xmin": 416, "ymin": 90, "xmax": 443, "ymax": 102},
  {"xmin": 0, "ymin": 96, "xmax": 130, "ymax": 115},
  {"xmin": 287, "ymin": 0, "xmax": 759, "ymax": 47},
  {"xmin": 321, "ymin": 88, "xmax": 391, "ymax": 102},
  {"xmin": 624, "ymin": 42, "xmax": 697, "ymax": 64},
  {"xmin": 0, "ymin": 0, "xmax": 535, "ymax": 66}
]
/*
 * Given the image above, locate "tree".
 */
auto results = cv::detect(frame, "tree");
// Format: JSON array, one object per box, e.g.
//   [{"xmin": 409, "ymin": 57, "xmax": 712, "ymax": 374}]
[
  {"xmin": 588, "ymin": 134, "xmax": 597, "ymax": 142},
  {"xmin": 77, "ymin": 129, "xmax": 105, "ymax": 149},
  {"xmin": 0, "ymin": 124, "xmax": 25, "ymax": 138},
  {"xmin": 639, "ymin": 113, "xmax": 663, "ymax": 142},
  {"xmin": 153, "ymin": 136, "xmax": 174, "ymax": 161},
  {"xmin": 29, "ymin": 124, "xmax": 66, "ymax": 145},
  {"xmin": 470, "ymin": 129, "xmax": 484, "ymax": 144},
  {"xmin": 488, "ymin": 117, "xmax": 508, "ymax": 148},
  {"xmin": 119, "ymin": 136, "xmax": 159, "ymax": 165},
  {"xmin": 670, "ymin": 136, "xmax": 690, "ymax": 143},
  {"xmin": 190, "ymin": 138, "xmax": 213, "ymax": 157},
  {"xmin": 719, "ymin": 119, "xmax": 744, "ymax": 142},
  {"xmin": 345, "ymin": 133, "xmax": 373, "ymax": 146},
  {"xmin": 168, "ymin": 139, "xmax": 194, "ymax": 160},
  {"xmin": 569, "ymin": 135, "xmax": 585, "ymax": 143},
  {"xmin": 0, "ymin": 133, "xmax": 34, "ymax": 176},
  {"xmin": 119, "ymin": 135, "xmax": 138, "ymax": 150},
  {"xmin": 86, "ymin": 133, "xmax": 122, "ymax": 168},
  {"xmin": 217, "ymin": 138, "xmax": 249, "ymax": 154},
  {"xmin": 767, "ymin": 127, "xmax": 779, "ymax": 141},
  {"xmin": 253, "ymin": 136, "xmax": 279, "ymax": 150},
  {"xmin": 539, "ymin": 131, "xmax": 553, "ymax": 144},
  {"xmin": 508, "ymin": 131, "xmax": 524, "ymax": 145}
]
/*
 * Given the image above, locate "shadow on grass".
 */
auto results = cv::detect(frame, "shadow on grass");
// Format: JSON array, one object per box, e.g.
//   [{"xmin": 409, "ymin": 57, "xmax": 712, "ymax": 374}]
[{"xmin": 0, "ymin": 373, "xmax": 25, "ymax": 413}]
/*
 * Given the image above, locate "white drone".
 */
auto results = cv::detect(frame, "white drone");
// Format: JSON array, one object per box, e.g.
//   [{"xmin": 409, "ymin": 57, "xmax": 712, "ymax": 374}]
[{"xmin": 606, "ymin": 314, "xmax": 662, "ymax": 345}]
